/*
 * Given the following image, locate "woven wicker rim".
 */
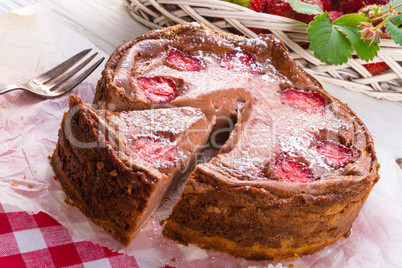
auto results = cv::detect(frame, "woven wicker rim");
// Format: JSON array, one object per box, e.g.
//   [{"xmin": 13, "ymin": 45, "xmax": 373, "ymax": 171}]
[{"xmin": 127, "ymin": 0, "xmax": 402, "ymax": 101}]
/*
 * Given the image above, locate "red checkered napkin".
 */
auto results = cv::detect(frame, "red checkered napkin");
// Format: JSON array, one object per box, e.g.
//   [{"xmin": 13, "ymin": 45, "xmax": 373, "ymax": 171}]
[{"xmin": 0, "ymin": 203, "xmax": 139, "ymax": 268}]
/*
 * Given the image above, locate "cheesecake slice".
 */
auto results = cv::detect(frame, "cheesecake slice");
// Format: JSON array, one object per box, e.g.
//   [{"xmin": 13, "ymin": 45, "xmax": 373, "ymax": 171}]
[{"xmin": 51, "ymin": 94, "xmax": 212, "ymax": 245}]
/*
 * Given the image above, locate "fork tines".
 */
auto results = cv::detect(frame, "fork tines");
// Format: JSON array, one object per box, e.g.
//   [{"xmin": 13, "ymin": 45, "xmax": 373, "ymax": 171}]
[{"xmin": 36, "ymin": 49, "xmax": 105, "ymax": 94}]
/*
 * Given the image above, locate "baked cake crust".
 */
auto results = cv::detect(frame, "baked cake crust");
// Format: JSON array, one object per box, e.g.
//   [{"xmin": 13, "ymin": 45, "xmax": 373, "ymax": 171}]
[{"xmin": 72, "ymin": 22, "xmax": 378, "ymax": 260}]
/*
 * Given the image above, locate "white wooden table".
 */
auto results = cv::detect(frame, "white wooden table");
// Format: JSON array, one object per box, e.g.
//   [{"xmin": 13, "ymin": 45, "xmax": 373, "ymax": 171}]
[{"xmin": 1, "ymin": 0, "xmax": 401, "ymax": 161}]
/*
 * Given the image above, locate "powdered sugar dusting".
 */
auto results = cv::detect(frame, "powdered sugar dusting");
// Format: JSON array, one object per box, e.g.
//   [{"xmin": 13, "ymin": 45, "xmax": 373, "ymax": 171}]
[
  {"xmin": 112, "ymin": 24, "xmax": 362, "ymax": 182},
  {"xmin": 108, "ymin": 107, "xmax": 203, "ymax": 137}
]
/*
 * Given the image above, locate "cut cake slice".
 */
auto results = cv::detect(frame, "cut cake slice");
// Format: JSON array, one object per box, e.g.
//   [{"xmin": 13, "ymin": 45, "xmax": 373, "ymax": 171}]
[{"xmin": 51, "ymin": 94, "xmax": 212, "ymax": 245}]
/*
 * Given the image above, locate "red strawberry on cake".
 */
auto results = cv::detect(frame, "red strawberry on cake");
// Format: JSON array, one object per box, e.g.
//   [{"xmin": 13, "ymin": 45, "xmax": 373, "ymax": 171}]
[
  {"xmin": 280, "ymin": 88, "xmax": 327, "ymax": 114},
  {"xmin": 272, "ymin": 158, "xmax": 314, "ymax": 183},
  {"xmin": 221, "ymin": 49, "xmax": 261, "ymax": 73},
  {"xmin": 316, "ymin": 140, "xmax": 357, "ymax": 168},
  {"xmin": 130, "ymin": 136, "xmax": 178, "ymax": 167},
  {"xmin": 166, "ymin": 48, "xmax": 204, "ymax": 71},
  {"xmin": 137, "ymin": 76, "xmax": 179, "ymax": 103}
]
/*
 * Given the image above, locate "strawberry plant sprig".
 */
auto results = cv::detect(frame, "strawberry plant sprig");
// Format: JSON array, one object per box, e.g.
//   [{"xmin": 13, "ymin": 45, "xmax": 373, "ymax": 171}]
[
  {"xmin": 294, "ymin": 0, "xmax": 402, "ymax": 65},
  {"xmin": 223, "ymin": 0, "xmax": 402, "ymax": 65}
]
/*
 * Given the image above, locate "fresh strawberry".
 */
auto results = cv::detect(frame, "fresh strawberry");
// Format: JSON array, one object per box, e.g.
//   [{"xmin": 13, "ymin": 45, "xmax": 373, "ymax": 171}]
[
  {"xmin": 328, "ymin": 11, "xmax": 344, "ymax": 22},
  {"xmin": 267, "ymin": 0, "xmax": 295, "ymax": 19},
  {"xmin": 130, "ymin": 136, "xmax": 178, "ymax": 167},
  {"xmin": 322, "ymin": 0, "xmax": 331, "ymax": 11},
  {"xmin": 273, "ymin": 159, "xmax": 314, "ymax": 183},
  {"xmin": 268, "ymin": 0, "xmax": 324, "ymax": 24},
  {"xmin": 315, "ymin": 140, "xmax": 356, "ymax": 167},
  {"xmin": 137, "ymin": 76, "xmax": 178, "ymax": 103},
  {"xmin": 363, "ymin": 62, "xmax": 390, "ymax": 75},
  {"xmin": 280, "ymin": 89, "xmax": 327, "ymax": 114},
  {"xmin": 249, "ymin": 27, "xmax": 266, "ymax": 35},
  {"xmin": 166, "ymin": 49, "xmax": 204, "ymax": 71},
  {"xmin": 222, "ymin": 50, "xmax": 259, "ymax": 73},
  {"xmin": 332, "ymin": 0, "xmax": 365, "ymax": 14},
  {"xmin": 366, "ymin": 0, "xmax": 390, "ymax": 5},
  {"xmin": 249, "ymin": 0, "xmax": 267, "ymax": 12}
]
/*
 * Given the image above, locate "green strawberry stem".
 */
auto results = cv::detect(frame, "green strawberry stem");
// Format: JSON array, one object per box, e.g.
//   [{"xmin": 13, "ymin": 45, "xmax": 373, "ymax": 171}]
[
  {"xmin": 376, "ymin": 3, "xmax": 402, "ymax": 16},
  {"xmin": 373, "ymin": 17, "xmax": 392, "ymax": 31}
]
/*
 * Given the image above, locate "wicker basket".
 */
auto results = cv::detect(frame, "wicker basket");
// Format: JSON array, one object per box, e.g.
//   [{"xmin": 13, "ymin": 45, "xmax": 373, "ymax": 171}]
[{"xmin": 126, "ymin": 0, "xmax": 402, "ymax": 101}]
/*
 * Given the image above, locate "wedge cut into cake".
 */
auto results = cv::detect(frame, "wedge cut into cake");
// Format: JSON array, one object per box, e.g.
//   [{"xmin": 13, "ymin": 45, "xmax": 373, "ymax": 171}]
[{"xmin": 51, "ymin": 94, "xmax": 212, "ymax": 245}]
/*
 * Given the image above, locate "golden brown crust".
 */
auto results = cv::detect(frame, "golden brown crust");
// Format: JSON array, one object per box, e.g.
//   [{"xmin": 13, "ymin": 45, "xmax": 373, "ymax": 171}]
[{"xmin": 163, "ymin": 163, "xmax": 377, "ymax": 260}]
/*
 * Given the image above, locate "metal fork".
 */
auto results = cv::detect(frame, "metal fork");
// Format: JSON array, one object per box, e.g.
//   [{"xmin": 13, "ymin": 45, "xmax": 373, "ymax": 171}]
[{"xmin": 0, "ymin": 49, "xmax": 104, "ymax": 98}]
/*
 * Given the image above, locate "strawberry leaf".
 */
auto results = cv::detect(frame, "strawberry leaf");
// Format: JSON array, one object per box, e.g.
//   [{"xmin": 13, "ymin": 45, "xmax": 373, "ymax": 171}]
[
  {"xmin": 391, "ymin": 15, "xmax": 402, "ymax": 26},
  {"xmin": 379, "ymin": 1, "xmax": 402, "ymax": 45},
  {"xmin": 385, "ymin": 20, "xmax": 402, "ymax": 46},
  {"xmin": 307, "ymin": 13, "xmax": 353, "ymax": 65},
  {"xmin": 331, "ymin": 14, "xmax": 378, "ymax": 62},
  {"xmin": 288, "ymin": 0, "xmax": 323, "ymax": 15},
  {"xmin": 381, "ymin": 0, "xmax": 402, "ymax": 11},
  {"xmin": 336, "ymin": 25, "xmax": 379, "ymax": 61},
  {"xmin": 332, "ymin": 13, "xmax": 368, "ymax": 29},
  {"xmin": 380, "ymin": 1, "xmax": 402, "ymax": 46}
]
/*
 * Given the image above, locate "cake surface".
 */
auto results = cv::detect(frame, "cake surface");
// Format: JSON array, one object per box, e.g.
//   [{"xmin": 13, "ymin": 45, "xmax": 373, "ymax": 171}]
[
  {"xmin": 51, "ymin": 94, "xmax": 211, "ymax": 245},
  {"xmin": 61, "ymin": 22, "xmax": 379, "ymax": 260}
]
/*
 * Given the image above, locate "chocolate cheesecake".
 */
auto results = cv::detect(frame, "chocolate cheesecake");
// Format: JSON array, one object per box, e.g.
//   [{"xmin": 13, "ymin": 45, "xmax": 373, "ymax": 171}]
[{"xmin": 54, "ymin": 22, "xmax": 379, "ymax": 260}]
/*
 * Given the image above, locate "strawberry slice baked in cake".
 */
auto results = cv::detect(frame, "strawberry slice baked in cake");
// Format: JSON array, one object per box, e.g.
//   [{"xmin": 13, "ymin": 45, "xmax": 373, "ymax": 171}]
[
  {"xmin": 53, "ymin": 23, "xmax": 379, "ymax": 260},
  {"xmin": 51, "ymin": 94, "xmax": 212, "ymax": 245}
]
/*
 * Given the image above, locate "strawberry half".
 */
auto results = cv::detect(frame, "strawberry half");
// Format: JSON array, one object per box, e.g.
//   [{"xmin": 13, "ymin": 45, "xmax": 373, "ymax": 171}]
[
  {"xmin": 315, "ymin": 140, "xmax": 357, "ymax": 168},
  {"xmin": 137, "ymin": 76, "xmax": 178, "ymax": 103},
  {"xmin": 166, "ymin": 49, "xmax": 204, "ymax": 71},
  {"xmin": 273, "ymin": 159, "xmax": 314, "ymax": 183},
  {"xmin": 130, "ymin": 136, "xmax": 178, "ymax": 167},
  {"xmin": 363, "ymin": 62, "xmax": 390, "ymax": 75},
  {"xmin": 222, "ymin": 50, "xmax": 259, "ymax": 74},
  {"xmin": 280, "ymin": 89, "xmax": 327, "ymax": 114}
]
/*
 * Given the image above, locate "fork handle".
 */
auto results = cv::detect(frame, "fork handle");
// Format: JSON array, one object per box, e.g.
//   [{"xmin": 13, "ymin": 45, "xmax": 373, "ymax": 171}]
[{"xmin": 0, "ymin": 84, "xmax": 23, "ymax": 95}]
